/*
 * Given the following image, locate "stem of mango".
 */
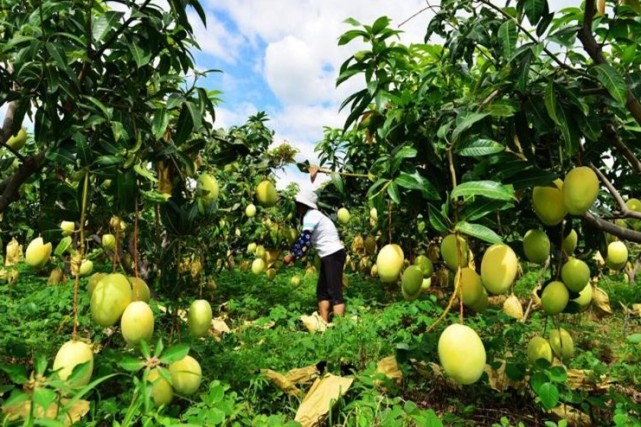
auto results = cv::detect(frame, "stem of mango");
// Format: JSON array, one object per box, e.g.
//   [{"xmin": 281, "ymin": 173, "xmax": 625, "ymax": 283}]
[
  {"xmin": 454, "ymin": 234, "xmax": 465, "ymax": 324},
  {"xmin": 72, "ymin": 172, "xmax": 90, "ymax": 339},
  {"xmin": 426, "ymin": 275, "xmax": 461, "ymax": 334},
  {"xmin": 134, "ymin": 199, "xmax": 139, "ymax": 278}
]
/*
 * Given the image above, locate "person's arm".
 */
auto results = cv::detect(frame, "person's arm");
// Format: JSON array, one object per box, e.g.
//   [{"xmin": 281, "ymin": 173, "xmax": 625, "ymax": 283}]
[
  {"xmin": 286, "ymin": 229, "xmax": 312, "ymax": 263},
  {"xmin": 284, "ymin": 212, "xmax": 317, "ymax": 264}
]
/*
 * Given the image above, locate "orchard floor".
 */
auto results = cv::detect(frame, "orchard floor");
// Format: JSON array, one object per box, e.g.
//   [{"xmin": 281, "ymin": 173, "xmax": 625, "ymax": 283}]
[{"xmin": 1, "ymin": 262, "xmax": 640, "ymax": 426}]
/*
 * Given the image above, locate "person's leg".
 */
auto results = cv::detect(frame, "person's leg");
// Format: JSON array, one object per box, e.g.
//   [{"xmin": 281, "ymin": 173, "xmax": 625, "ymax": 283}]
[
  {"xmin": 318, "ymin": 300, "xmax": 330, "ymax": 323},
  {"xmin": 323, "ymin": 249, "xmax": 346, "ymax": 319},
  {"xmin": 317, "ymin": 257, "xmax": 331, "ymax": 323}
]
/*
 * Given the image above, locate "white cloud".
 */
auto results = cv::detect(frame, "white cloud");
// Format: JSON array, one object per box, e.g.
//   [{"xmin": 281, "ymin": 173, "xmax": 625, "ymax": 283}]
[
  {"xmin": 188, "ymin": 11, "xmax": 246, "ymax": 64},
  {"xmin": 213, "ymin": 102, "xmax": 259, "ymax": 130},
  {"xmin": 264, "ymin": 36, "xmax": 333, "ymax": 105},
  {"xmin": 269, "ymin": 104, "xmax": 346, "ymax": 154},
  {"xmin": 204, "ymin": 0, "xmax": 430, "ymax": 107}
]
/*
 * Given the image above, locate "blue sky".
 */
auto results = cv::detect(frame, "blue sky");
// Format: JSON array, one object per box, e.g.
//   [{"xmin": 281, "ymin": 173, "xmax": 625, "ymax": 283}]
[
  {"xmin": 183, "ymin": 0, "xmax": 432, "ymax": 191},
  {"xmin": 187, "ymin": 0, "xmax": 575, "ymax": 191}
]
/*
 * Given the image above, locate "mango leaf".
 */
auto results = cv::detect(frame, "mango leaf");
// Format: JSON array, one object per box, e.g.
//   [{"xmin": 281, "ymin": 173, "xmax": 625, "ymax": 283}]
[
  {"xmin": 556, "ymin": 105, "xmax": 578, "ymax": 155},
  {"xmin": 501, "ymin": 167, "xmax": 560, "ymax": 190},
  {"xmin": 45, "ymin": 42, "xmax": 70, "ymax": 75},
  {"xmin": 537, "ymin": 382, "xmax": 560, "ymax": 410},
  {"xmin": 594, "ymin": 64, "xmax": 628, "ymax": 105},
  {"xmin": 331, "ymin": 172, "xmax": 345, "ymax": 196},
  {"xmin": 152, "ymin": 108, "xmax": 169, "ymax": 140},
  {"xmin": 456, "ymin": 139, "xmax": 504, "ymax": 157},
  {"xmin": 522, "ymin": 0, "xmax": 548, "ymax": 26},
  {"xmin": 536, "ymin": 11, "xmax": 554, "ymax": 37},
  {"xmin": 134, "ymin": 163, "xmax": 157, "ymax": 183},
  {"xmin": 455, "ymin": 221, "xmax": 503, "ymax": 244},
  {"xmin": 451, "ymin": 181, "xmax": 515, "ymax": 201},
  {"xmin": 428, "ymin": 204, "xmax": 450, "ymax": 233},
  {"xmin": 94, "ymin": 155, "xmax": 123, "ymax": 166},
  {"xmin": 0, "ymin": 364, "xmax": 28, "ymax": 384},
  {"xmin": 128, "ymin": 40, "xmax": 152, "ymax": 68},
  {"xmin": 389, "ymin": 146, "xmax": 417, "ymax": 173},
  {"xmin": 92, "ymin": 11, "xmax": 123, "ymax": 43},
  {"xmin": 515, "ymin": 48, "xmax": 534, "ymax": 92},
  {"xmin": 462, "ymin": 200, "xmax": 512, "ymax": 222},
  {"xmin": 544, "ymin": 82, "xmax": 560, "ymax": 125},
  {"xmin": 118, "ymin": 356, "xmax": 145, "ymax": 372},
  {"xmin": 387, "ymin": 181, "xmax": 400, "ymax": 204},
  {"xmin": 486, "ymin": 100, "xmax": 518, "ymax": 117},
  {"xmin": 395, "ymin": 172, "xmax": 439, "ymax": 200},
  {"xmin": 54, "ymin": 236, "xmax": 73, "ymax": 256},
  {"xmin": 186, "ymin": 100, "xmax": 203, "ymax": 130},
  {"xmin": 338, "ymin": 29, "xmax": 369, "ymax": 46},
  {"xmin": 452, "ymin": 112, "xmax": 489, "ymax": 142},
  {"xmin": 154, "ymin": 339, "xmax": 165, "ymax": 357},
  {"xmin": 498, "ymin": 20, "xmax": 517, "ymax": 60},
  {"xmin": 160, "ymin": 343, "xmax": 190, "ymax": 364}
]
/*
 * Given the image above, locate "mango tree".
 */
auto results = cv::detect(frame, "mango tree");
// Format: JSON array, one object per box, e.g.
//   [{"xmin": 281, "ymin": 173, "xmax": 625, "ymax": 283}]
[
  {"xmin": 308, "ymin": 0, "xmax": 641, "ymax": 402},
  {"xmin": 317, "ymin": 0, "xmax": 641, "ymax": 269}
]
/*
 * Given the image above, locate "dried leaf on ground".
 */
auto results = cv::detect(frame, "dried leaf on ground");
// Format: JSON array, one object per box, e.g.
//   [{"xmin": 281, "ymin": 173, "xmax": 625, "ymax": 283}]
[
  {"xmin": 262, "ymin": 364, "xmax": 320, "ymax": 398},
  {"xmin": 300, "ymin": 312, "xmax": 330, "ymax": 333},
  {"xmin": 592, "ymin": 287, "xmax": 612, "ymax": 317},
  {"xmin": 375, "ymin": 355, "xmax": 403, "ymax": 387},
  {"xmin": 483, "ymin": 360, "xmax": 526, "ymax": 392},
  {"xmin": 550, "ymin": 404, "xmax": 591, "ymax": 426},
  {"xmin": 262, "ymin": 370, "xmax": 301, "ymax": 397},
  {"xmin": 3, "ymin": 398, "xmax": 90, "ymax": 426},
  {"xmin": 566, "ymin": 369, "xmax": 612, "ymax": 391},
  {"xmin": 294, "ymin": 374, "xmax": 353, "ymax": 427}
]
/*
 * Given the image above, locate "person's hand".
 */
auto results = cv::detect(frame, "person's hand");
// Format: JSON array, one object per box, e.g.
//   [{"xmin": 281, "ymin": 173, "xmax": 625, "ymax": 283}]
[{"xmin": 284, "ymin": 254, "xmax": 293, "ymax": 265}]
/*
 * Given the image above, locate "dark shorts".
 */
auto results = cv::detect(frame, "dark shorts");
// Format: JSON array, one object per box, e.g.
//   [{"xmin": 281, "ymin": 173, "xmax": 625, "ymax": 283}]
[{"xmin": 317, "ymin": 249, "xmax": 346, "ymax": 304}]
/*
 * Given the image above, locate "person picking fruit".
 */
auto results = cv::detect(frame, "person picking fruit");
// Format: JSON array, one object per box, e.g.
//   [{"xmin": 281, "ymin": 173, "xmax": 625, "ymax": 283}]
[{"xmin": 283, "ymin": 189, "xmax": 346, "ymax": 323}]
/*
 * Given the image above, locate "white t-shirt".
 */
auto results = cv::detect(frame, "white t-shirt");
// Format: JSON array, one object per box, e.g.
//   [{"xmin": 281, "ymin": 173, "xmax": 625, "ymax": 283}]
[{"xmin": 302, "ymin": 209, "xmax": 344, "ymax": 258}]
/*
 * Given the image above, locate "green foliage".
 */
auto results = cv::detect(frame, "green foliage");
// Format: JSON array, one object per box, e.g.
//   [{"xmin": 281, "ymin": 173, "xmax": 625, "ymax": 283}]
[{"xmin": 315, "ymin": 0, "xmax": 641, "ymax": 253}]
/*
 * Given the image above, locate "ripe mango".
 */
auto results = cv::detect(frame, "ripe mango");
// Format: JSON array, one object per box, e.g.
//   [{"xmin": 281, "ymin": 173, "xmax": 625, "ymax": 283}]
[
  {"xmin": 563, "ymin": 167, "xmax": 599, "ymax": 215},
  {"xmin": 438, "ymin": 324, "xmax": 486, "ymax": 385},
  {"xmin": 376, "ymin": 244, "xmax": 404, "ymax": 283},
  {"xmin": 481, "ymin": 244, "xmax": 518, "ymax": 295}
]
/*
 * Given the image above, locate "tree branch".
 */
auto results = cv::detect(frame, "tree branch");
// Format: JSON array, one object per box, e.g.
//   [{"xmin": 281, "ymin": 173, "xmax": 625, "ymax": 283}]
[
  {"xmin": 589, "ymin": 163, "xmax": 641, "ymax": 220},
  {"xmin": 583, "ymin": 212, "xmax": 641, "ymax": 243},
  {"xmin": 0, "ymin": 101, "xmax": 18, "ymax": 144},
  {"xmin": 604, "ymin": 124, "xmax": 641, "ymax": 174},
  {"xmin": 578, "ymin": 0, "xmax": 641, "ymax": 126},
  {"xmin": 0, "ymin": 152, "xmax": 46, "ymax": 213}
]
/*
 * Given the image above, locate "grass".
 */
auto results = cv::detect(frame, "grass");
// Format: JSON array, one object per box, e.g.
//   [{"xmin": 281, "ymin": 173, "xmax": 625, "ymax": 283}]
[{"xmin": 1, "ymin": 259, "xmax": 640, "ymax": 426}]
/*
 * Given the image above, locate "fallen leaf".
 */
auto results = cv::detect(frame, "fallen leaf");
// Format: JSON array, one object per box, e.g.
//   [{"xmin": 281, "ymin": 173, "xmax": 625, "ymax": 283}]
[
  {"xmin": 294, "ymin": 374, "xmax": 353, "ymax": 427},
  {"xmin": 483, "ymin": 360, "xmax": 526, "ymax": 392},
  {"xmin": 592, "ymin": 286, "xmax": 612, "ymax": 317},
  {"xmin": 300, "ymin": 312, "xmax": 330, "ymax": 333},
  {"xmin": 375, "ymin": 355, "xmax": 403, "ymax": 386},
  {"xmin": 550, "ymin": 403, "xmax": 591, "ymax": 426},
  {"xmin": 3, "ymin": 398, "xmax": 90, "ymax": 426}
]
